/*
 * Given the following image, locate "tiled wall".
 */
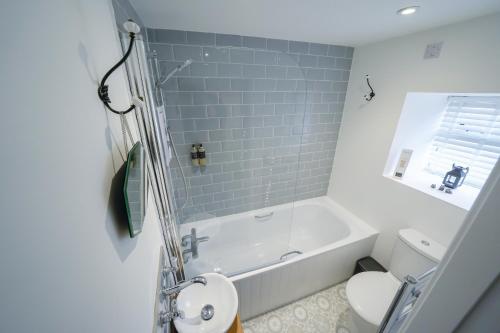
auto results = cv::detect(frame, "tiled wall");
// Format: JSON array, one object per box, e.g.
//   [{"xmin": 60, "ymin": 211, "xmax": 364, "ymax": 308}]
[{"xmin": 147, "ymin": 29, "xmax": 353, "ymax": 222}]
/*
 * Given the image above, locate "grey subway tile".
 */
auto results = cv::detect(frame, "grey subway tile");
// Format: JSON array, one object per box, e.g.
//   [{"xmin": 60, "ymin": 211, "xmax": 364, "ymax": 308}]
[
  {"xmin": 318, "ymin": 56, "xmax": 336, "ymax": 68},
  {"xmin": 231, "ymin": 105, "xmax": 253, "ymax": 116},
  {"xmin": 335, "ymin": 58, "xmax": 352, "ymax": 70},
  {"xmin": 180, "ymin": 106, "xmax": 207, "ymax": 119},
  {"xmin": 209, "ymin": 129, "xmax": 233, "ymax": 141},
  {"xmin": 150, "ymin": 43, "xmax": 173, "ymax": 60},
  {"xmin": 173, "ymin": 45, "xmax": 202, "ymax": 61},
  {"xmin": 203, "ymin": 47, "xmax": 230, "ymax": 62},
  {"xmin": 187, "ymin": 31, "xmax": 215, "ymax": 45},
  {"xmin": 178, "ymin": 77, "xmax": 205, "ymax": 91},
  {"xmin": 195, "ymin": 118, "xmax": 220, "ymax": 130},
  {"xmin": 266, "ymin": 38, "xmax": 289, "ymax": 52},
  {"xmin": 266, "ymin": 66, "xmax": 287, "ymax": 79},
  {"xmin": 184, "ymin": 130, "xmax": 209, "ymax": 143},
  {"xmin": 168, "ymin": 119, "xmax": 195, "ymax": 132},
  {"xmin": 231, "ymin": 79, "xmax": 254, "ymax": 91},
  {"xmin": 206, "ymin": 78, "xmax": 231, "ymax": 91},
  {"xmin": 332, "ymin": 81, "xmax": 348, "ymax": 92},
  {"xmin": 217, "ymin": 63, "xmax": 243, "ymax": 77},
  {"xmin": 190, "ymin": 62, "xmax": 217, "ymax": 76},
  {"xmin": 219, "ymin": 92, "xmax": 242, "ymax": 104},
  {"xmin": 345, "ymin": 47, "xmax": 354, "ymax": 59},
  {"xmin": 265, "ymin": 92, "xmax": 285, "ymax": 104},
  {"xmin": 164, "ymin": 92, "xmax": 193, "ymax": 105},
  {"xmin": 154, "ymin": 29, "xmax": 187, "ymax": 44},
  {"xmin": 328, "ymin": 45, "xmax": 347, "ymax": 57},
  {"xmin": 242, "ymin": 36, "xmax": 267, "ymax": 49},
  {"xmin": 232, "ymin": 128, "xmax": 253, "ymax": 139},
  {"xmin": 286, "ymin": 67, "xmax": 305, "ymax": 79},
  {"xmin": 216, "ymin": 33, "xmax": 242, "ymax": 47},
  {"xmin": 309, "ymin": 43, "xmax": 328, "ymax": 56},
  {"xmin": 165, "ymin": 106, "xmax": 180, "ymax": 119},
  {"xmin": 253, "ymin": 104, "xmax": 275, "ymax": 116},
  {"xmin": 243, "ymin": 92, "xmax": 265, "ymax": 104},
  {"xmin": 193, "ymin": 92, "xmax": 218, "ymax": 105},
  {"xmin": 276, "ymin": 80, "xmax": 297, "ymax": 91},
  {"xmin": 230, "ymin": 49, "xmax": 254, "ymax": 64},
  {"xmin": 289, "ymin": 41, "xmax": 309, "ymax": 54},
  {"xmin": 299, "ymin": 54, "xmax": 318, "ymax": 67},
  {"xmin": 254, "ymin": 127, "xmax": 274, "ymax": 137},
  {"xmin": 255, "ymin": 51, "xmax": 278, "ymax": 65},
  {"xmin": 277, "ymin": 53, "xmax": 299, "ymax": 66},
  {"xmin": 254, "ymin": 79, "xmax": 276, "ymax": 91},
  {"xmin": 207, "ymin": 105, "xmax": 231, "ymax": 117},
  {"xmin": 243, "ymin": 65, "xmax": 266, "ymax": 78},
  {"xmin": 325, "ymin": 69, "xmax": 342, "ymax": 80},
  {"xmin": 220, "ymin": 117, "xmax": 243, "ymax": 129},
  {"xmin": 263, "ymin": 115, "xmax": 284, "ymax": 127}
]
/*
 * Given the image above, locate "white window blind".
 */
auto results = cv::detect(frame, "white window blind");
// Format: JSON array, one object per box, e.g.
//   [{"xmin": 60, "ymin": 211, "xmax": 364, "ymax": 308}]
[{"xmin": 425, "ymin": 96, "xmax": 500, "ymax": 189}]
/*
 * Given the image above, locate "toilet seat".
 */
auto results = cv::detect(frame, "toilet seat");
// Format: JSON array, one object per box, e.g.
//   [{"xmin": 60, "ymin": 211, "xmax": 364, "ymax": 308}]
[{"xmin": 346, "ymin": 272, "xmax": 401, "ymax": 326}]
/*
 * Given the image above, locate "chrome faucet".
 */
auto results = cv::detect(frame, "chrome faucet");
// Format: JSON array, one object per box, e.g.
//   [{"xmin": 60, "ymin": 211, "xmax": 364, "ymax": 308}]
[
  {"xmin": 181, "ymin": 228, "xmax": 209, "ymax": 262},
  {"xmin": 161, "ymin": 276, "xmax": 207, "ymax": 298}
]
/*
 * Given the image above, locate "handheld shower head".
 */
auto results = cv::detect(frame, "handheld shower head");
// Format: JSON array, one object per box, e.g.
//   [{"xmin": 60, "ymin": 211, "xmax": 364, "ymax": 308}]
[
  {"xmin": 156, "ymin": 59, "xmax": 193, "ymax": 87},
  {"xmin": 180, "ymin": 59, "xmax": 193, "ymax": 70}
]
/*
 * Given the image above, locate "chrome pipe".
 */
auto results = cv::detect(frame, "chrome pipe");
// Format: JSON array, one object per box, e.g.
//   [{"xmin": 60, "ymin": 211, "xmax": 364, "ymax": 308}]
[{"xmin": 121, "ymin": 35, "xmax": 185, "ymax": 282}]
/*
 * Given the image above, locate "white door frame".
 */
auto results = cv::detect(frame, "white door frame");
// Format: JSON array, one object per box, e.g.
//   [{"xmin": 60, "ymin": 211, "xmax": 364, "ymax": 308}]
[{"xmin": 401, "ymin": 160, "xmax": 500, "ymax": 332}]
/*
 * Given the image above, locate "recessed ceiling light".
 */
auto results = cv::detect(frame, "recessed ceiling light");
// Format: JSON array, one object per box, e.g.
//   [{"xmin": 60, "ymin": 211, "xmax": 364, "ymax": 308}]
[{"xmin": 397, "ymin": 6, "xmax": 420, "ymax": 16}]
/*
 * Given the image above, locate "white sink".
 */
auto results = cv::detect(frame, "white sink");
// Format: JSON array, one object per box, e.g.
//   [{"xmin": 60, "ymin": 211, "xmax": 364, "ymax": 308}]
[{"xmin": 174, "ymin": 273, "xmax": 238, "ymax": 333}]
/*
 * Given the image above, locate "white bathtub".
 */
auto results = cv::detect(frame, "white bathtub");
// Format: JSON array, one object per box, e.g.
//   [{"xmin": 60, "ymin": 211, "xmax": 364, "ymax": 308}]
[{"xmin": 181, "ymin": 196, "xmax": 378, "ymax": 320}]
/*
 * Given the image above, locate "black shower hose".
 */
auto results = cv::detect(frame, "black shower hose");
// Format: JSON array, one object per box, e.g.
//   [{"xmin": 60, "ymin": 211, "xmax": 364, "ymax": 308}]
[{"xmin": 97, "ymin": 32, "xmax": 136, "ymax": 115}]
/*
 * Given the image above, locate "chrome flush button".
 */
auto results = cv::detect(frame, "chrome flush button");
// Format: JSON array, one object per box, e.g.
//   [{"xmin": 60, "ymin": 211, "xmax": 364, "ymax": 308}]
[{"xmin": 421, "ymin": 240, "xmax": 430, "ymax": 246}]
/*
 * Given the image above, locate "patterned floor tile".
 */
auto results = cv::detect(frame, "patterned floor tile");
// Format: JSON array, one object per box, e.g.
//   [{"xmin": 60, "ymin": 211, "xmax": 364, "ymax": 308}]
[{"xmin": 242, "ymin": 282, "xmax": 352, "ymax": 333}]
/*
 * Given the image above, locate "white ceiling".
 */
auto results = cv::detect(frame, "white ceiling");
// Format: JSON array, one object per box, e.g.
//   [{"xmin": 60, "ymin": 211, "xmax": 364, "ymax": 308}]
[{"xmin": 129, "ymin": 0, "xmax": 500, "ymax": 46}]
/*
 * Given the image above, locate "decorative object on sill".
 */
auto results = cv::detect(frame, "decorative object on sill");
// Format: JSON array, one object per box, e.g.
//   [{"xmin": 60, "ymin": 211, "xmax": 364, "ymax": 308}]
[
  {"xmin": 431, "ymin": 183, "xmax": 453, "ymax": 194},
  {"xmin": 443, "ymin": 164, "xmax": 469, "ymax": 189},
  {"xmin": 364, "ymin": 74, "xmax": 376, "ymax": 101},
  {"xmin": 191, "ymin": 144, "xmax": 199, "ymax": 167},
  {"xmin": 97, "ymin": 20, "xmax": 143, "ymax": 115},
  {"xmin": 198, "ymin": 144, "xmax": 207, "ymax": 167},
  {"xmin": 124, "ymin": 142, "xmax": 146, "ymax": 237},
  {"xmin": 394, "ymin": 149, "xmax": 413, "ymax": 178}
]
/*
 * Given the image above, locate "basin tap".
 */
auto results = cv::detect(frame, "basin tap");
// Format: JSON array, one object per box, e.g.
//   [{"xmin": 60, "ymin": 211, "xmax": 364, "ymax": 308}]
[{"xmin": 161, "ymin": 276, "xmax": 207, "ymax": 297}]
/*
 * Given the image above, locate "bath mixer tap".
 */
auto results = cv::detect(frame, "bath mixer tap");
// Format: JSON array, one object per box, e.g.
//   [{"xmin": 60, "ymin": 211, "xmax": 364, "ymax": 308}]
[
  {"xmin": 161, "ymin": 276, "xmax": 207, "ymax": 298},
  {"xmin": 181, "ymin": 228, "xmax": 209, "ymax": 262}
]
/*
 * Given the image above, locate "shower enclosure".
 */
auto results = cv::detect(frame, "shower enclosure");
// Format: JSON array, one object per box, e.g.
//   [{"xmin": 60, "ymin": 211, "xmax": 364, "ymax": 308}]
[{"xmin": 145, "ymin": 30, "xmax": 350, "ymax": 279}]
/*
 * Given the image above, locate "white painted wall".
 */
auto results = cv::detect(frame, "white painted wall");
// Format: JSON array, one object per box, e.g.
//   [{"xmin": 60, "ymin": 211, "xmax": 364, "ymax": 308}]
[
  {"xmin": 328, "ymin": 13, "xmax": 500, "ymax": 267},
  {"xmin": 0, "ymin": 1, "xmax": 162, "ymax": 332}
]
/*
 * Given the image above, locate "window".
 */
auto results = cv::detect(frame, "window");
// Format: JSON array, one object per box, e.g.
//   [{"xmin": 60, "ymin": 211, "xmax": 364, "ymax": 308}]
[{"xmin": 425, "ymin": 96, "xmax": 500, "ymax": 189}]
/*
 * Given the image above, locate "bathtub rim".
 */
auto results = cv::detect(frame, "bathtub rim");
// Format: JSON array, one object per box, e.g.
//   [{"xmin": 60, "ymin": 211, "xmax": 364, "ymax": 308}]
[{"xmin": 180, "ymin": 196, "xmax": 378, "ymax": 281}]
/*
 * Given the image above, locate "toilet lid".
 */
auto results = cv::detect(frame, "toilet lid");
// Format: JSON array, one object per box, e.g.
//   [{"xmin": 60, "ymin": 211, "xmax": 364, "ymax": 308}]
[{"xmin": 346, "ymin": 272, "xmax": 401, "ymax": 326}]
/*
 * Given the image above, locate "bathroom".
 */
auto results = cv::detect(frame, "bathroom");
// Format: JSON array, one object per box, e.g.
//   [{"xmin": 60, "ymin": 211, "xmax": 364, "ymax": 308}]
[{"xmin": 1, "ymin": 1, "xmax": 499, "ymax": 332}]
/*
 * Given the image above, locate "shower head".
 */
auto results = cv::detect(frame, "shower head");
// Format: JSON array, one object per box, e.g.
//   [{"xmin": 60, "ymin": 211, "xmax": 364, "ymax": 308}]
[
  {"xmin": 156, "ymin": 59, "xmax": 193, "ymax": 87},
  {"xmin": 179, "ymin": 59, "xmax": 192, "ymax": 70}
]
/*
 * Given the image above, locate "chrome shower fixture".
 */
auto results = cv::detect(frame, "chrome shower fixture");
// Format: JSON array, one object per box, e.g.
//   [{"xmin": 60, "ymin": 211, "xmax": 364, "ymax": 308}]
[{"xmin": 156, "ymin": 59, "xmax": 193, "ymax": 87}]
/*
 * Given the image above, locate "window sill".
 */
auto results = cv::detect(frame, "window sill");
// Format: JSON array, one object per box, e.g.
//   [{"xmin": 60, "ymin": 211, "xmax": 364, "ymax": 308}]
[{"xmin": 383, "ymin": 172, "xmax": 479, "ymax": 211}]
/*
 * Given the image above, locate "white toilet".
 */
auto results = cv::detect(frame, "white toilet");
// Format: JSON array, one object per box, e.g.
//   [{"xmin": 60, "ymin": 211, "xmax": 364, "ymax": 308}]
[{"xmin": 345, "ymin": 229, "xmax": 446, "ymax": 333}]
